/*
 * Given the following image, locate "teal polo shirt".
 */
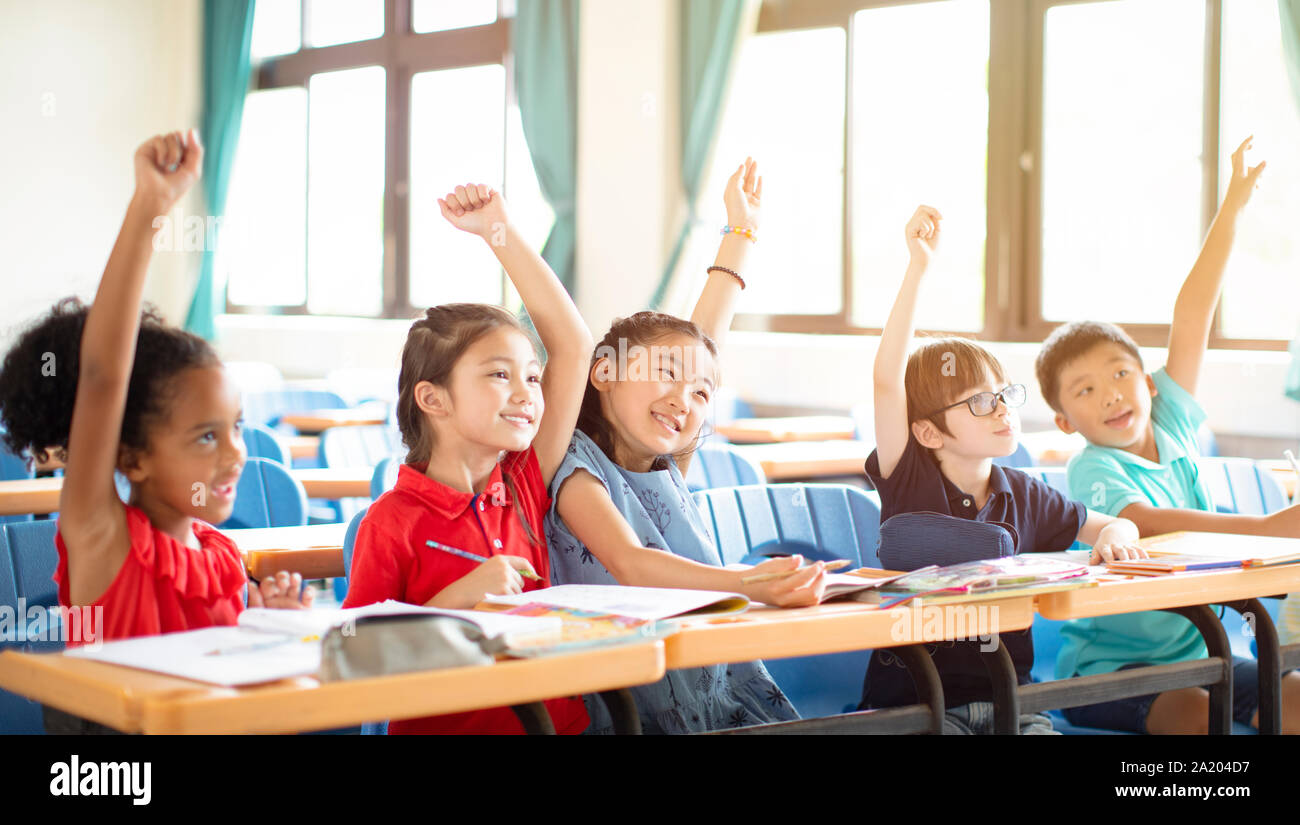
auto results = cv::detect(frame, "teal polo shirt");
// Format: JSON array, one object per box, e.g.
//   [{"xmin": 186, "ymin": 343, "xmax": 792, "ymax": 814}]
[{"xmin": 1057, "ymin": 367, "xmax": 1210, "ymax": 678}]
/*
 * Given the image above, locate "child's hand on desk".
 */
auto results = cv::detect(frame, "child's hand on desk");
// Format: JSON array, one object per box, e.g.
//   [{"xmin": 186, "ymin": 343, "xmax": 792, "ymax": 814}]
[
  {"xmin": 741, "ymin": 555, "xmax": 827, "ymax": 608},
  {"xmin": 1089, "ymin": 528, "xmax": 1148, "ymax": 565},
  {"xmin": 723, "ymin": 157, "xmax": 762, "ymax": 233},
  {"xmin": 904, "ymin": 205, "xmax": 942, "ymax": 267},
  {"xmin": 438, "ymin": 183, "xmax": 510, "ymax": 241},
  {"xmin": 248, "ymin": 571, "xmax": 315, "ymax": 610},
  {"xmin": 1221, "ymin": 135, "xmax": 1265, "ymax": 216},
  {"xmin": 133, "ymin": 129, "xmax": 203, "ymax": 215},
  {"xmin": 427, "ymin": 555, "xmax": 538, "ymax": 610}
]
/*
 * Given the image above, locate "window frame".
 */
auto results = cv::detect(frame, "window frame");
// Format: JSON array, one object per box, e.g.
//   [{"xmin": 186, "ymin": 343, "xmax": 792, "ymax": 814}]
[
  {"xmin": 226, "ymin": 0, "xmax": 514, "ymax": 319},
  {"xmin": 735, "ymin": 0, "xmax": 1286, "ymax": 351}
]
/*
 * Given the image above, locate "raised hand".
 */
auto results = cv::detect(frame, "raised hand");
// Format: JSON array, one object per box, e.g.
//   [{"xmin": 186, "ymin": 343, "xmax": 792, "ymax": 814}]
[
  {"xmin": 438, "ymin": 183, "xmax": 509, "ymax": 240},
  {"xmin": 1221, "ymin": 135, "xmax": 1265, "ymax": 215},
  {"xmin": 724, "ymin": 157, "xmax": 763, "ymax": 231},
  {"xmin": 904, "ymin": 205, "xmax": 943, "ymax": 265},
  {"xmin": 133, "ymin": 129, "xmax": 203, "ymax": 215}
]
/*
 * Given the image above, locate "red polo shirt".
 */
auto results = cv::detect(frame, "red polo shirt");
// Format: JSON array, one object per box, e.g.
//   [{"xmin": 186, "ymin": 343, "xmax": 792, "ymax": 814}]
[{"xmin": 343, "ymin": 449, "xmax": 588, "ymax": 735}]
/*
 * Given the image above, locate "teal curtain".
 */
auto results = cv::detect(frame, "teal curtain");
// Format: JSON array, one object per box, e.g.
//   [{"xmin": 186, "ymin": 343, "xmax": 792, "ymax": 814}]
[
  {"xmin": 1280, "ymin": 2, "xmax": 1300, "ymax": 399},
  {"xmin": 514, "ymin": 0, "xmax": 580, "ymax": 295},
  {"xmin": 650, "ymin": 0, "xmax": 748, "ymax": 309},
  {"xmin": 184, "ymin": 0, "xmax": 256, "ymax": 341}
]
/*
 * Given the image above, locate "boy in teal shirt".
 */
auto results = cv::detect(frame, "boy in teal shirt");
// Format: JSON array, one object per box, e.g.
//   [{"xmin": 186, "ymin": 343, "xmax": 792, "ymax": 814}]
[{"xmin": 1035, "ymin": 137, "xmax": 1300, "ymax": 734}]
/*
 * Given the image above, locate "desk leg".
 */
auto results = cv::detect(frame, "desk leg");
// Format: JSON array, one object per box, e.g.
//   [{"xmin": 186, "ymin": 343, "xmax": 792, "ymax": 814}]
[
  {"xmin": 1163, "ymin": 605, "xmax": 1232, "ymax": 735},
  {"xmin": 889, "ymin": 644, "xmax": 945, "ymax": 734},
  {"xmin": 510, "ymin": 702, "xmax": 556, "ymax": 735},
  {"xmin": 595, "ymin": 689, "xmax": 643, "ymax": 735},
  {"xmin": 978, "ymin": 635, "xmax": 1020, "ymax": 735},
  {"xmin": 1222, "ymin": 599, "xmax": 1280, "ymax": 735}
]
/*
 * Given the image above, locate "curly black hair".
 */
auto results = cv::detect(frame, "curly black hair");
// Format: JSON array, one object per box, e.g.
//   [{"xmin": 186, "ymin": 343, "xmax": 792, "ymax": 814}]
[{"xmin": 0, "ymin": 298, "xmax": 220, "ymax": 466}]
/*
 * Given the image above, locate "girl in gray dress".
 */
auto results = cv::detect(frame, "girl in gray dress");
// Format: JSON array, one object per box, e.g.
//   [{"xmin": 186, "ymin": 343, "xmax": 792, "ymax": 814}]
[{"xmin": 544, "ymin": 160, "xmax": 828, "ymax": 733}]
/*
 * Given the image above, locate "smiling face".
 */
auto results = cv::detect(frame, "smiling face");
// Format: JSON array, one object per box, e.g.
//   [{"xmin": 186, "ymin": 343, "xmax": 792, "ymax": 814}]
[
  {"xmin": 424, "ymin": 326, "xmax": 544, "ymax": 456},
  {"xmin": 593, "ymin": 332, "xmax": 717, "ymax": 471},
  {"xmin": 914, "ymin": 371, "xmax": 1021, "ymax": 460},
  {"xmin": 1052, "ymin": 341, "xmax": 1156, "ymax": 449},
  {"xmin": 122, "ymin": 365, "xmax": 246, "ymax": 532}
]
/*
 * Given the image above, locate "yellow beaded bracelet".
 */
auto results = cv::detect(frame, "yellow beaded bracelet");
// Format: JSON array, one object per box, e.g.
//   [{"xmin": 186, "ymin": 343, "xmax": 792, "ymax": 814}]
[{"xmin": 721, "ymin": 225, "xmax": 756, "ymax": 242}]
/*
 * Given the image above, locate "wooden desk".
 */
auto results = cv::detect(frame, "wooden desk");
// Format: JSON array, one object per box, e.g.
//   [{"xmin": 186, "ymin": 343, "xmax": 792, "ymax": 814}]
[
  {"xmin": 0, "ymin": 477, "xmax": 61, "ymax": 516},
  {"xmin": 733, "ymin": 440, "xmax": 873, "ymax": 481},
  {"xmin": 666, "ymin": 597, "xmax": 1034, "ymax": 669},
  {"xmin": 1260, "ymin": 459, "xmax": 1297, "ymax": 501},
  {"xmin": 0, "ymin": 641, "xmax": 666, "ymax": 734},
  {"xmin": 291, "ymin": 467, "xmax": 372, "ymax": 499},
  {"xmin": 278, "ymin": 410, "xmax": 386, "ymax": 434},
  {"xmin": 224, "ymin": 523, "xmax": 349, "ymax": 580},
  {"xmin": 715, "ymin": 416, "xmax": 857, "ymax": 444},
  {"xmin": 0, "ymin": 468, "xmax": 373, "ymax": 518},
  {"xmin": 286, "ymin": 435, "xmax": 320, "ymax": 460},
  {"xmin": 1029, "ymin": 559, "xmax": 1300, "ymax": 735}
]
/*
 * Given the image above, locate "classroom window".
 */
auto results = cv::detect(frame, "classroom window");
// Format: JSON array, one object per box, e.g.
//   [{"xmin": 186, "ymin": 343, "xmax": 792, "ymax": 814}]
[
  {"xmin": 737, "ymin": 0, "xmax": 1298, "ymax": 349},
  {"xmin": 225, "ymin": 0, "xmax": 550, "ymax": 319}
]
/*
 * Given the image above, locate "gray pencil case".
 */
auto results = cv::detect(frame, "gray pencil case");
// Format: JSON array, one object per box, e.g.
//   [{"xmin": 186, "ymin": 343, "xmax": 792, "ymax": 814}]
[{"xmin": 318, "ymin": 615, "xmax": 496, "ymax": 682}]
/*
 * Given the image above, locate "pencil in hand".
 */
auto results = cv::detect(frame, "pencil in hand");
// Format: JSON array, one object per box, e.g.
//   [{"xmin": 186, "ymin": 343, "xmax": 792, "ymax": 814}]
[{"xmin": 425, "ymin": 539, "xmax": 543, "ymax": 582}]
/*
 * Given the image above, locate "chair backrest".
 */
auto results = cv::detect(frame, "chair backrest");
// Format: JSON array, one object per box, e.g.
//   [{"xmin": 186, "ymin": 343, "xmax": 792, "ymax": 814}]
[
  {"xmin": 218, "ymin": 457, "xmax": 309, "ymax": 530},
  {"xmin": 684, "ymin": 442, "xmax": 765, "ymax": 492},
  {"xmin": 241, "ymin": 389, "xmax": 349, "ymax": 430},
  {"xmin": 992, "ymin": 442, "xmax": 1033, "ymax": 468},
  {"xmin": 340, "ymin": 506, "xmax": 368, "ymax": 593},
  {"xmin": 242, "ymin": 424, "xmax": 291, "ymax": 465},
  {"xmin": 1196, "ymin": 457, "xmax": 1288, "ymax": 516},
  {"xmin": 1018, "ymin": 466, "xmax": 1071, "ymax": 498},
  {"xmin": 0, "ymin": 435, "xmax": 35, "ymax": 524},
  {"xmin": 319, "ymin": 425, "xmax": 405, "ymax": 469},
  {"xmin": 690, "ymin": 483, "xmax": 883, "ymax": 719},
  {"xmin": 692, "ymin": 483, "xmax": 883, "ymax": 567},
  {"xmin": 1, "ymin": 520, "xmax": 61, "ymax": 733},
  {"xmin": 370, "ymin": 457, "xmax": 401, "ymax": 499}
]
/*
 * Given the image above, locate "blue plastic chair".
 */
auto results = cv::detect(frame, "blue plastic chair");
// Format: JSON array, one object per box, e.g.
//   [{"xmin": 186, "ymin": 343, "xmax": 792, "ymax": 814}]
[
  {"xmin": 1, "ymin": 520, "xmax": 61, "ymax": 733},
  {"xmin": 317, "ymin": 425, "xmax": 404, "ymax": 523},
  {"xmin": 1, "ymin": 433, "xmax": 35, "ymax": 525},
  {"xmin": 370, "ymin": 457, "xmax": 401, "ymax": 500},
  {"xmin": 337, "ymin": 506, "xmax": 387, "ymax": 735},
  {"xmin": 684, "ymin": 442, "xmax": 765, "ymax": 492},
  {"xmin": 242, "ymin": 424, "xmax": 291, "ymax": 465},
  {"xmin": 217, "ymin": 457, "xmax": 309, "ymax": 530},
  {"xmin": 691, "ymin": 483, "xmax": 882, "ymax": 719},
  {"xmin": 241, "ymin": 389, "xmax": 350, "ymax": 433},
  {"xmin": 993, "ymin": 442, "xmax": 1033, "ymax": 468}
]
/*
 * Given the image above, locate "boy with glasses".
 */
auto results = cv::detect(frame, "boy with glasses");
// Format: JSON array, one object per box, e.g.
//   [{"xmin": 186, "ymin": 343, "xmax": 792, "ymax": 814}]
[
  {"xmin": 860, "ymin": 206, "xmax": 1143, "ymax": 734},
  {"xmin": 1034, "ymin": 138, "xmax": 1300, "ymax": 734}
]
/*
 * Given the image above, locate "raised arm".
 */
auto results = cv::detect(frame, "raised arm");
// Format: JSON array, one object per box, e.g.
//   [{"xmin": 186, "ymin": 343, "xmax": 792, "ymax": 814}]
[
  {"xmin": 438, "ymin": 185, "xmax": 593, "ymax": 487},
  {"xmin": 678, "ymin": 159, "xmax": 761, "ymax": 477},
  {"xmin": 1165, "ymin": 136, "xmax": 1264, "ymax": 395},
  {"xmin": 62, "ymin": 130, "xmax": 203, "ymax": 605},
  {"xmin": 689, "ymin": 158, "xmax": 761, "ymax": 351},
  {"xmin": 554, "ymin": 470, "xmax": 827, "ymax": 607},
  {"xmin": 873, "ymin": 206, "xmax": 942, "ymax": 478}
]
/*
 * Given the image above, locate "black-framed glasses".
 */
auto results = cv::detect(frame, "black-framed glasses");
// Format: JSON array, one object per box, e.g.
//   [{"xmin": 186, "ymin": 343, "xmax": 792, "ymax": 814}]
[{"xmin": 926, "ymin": 384, "xmax": 1027, "ymax": 418}]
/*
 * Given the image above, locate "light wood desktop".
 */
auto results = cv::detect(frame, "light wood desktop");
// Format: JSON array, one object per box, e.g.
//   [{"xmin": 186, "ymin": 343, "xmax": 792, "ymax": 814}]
[{"xmin": 0, "ymin": 640, "xmax": 666, "ymax": 734}]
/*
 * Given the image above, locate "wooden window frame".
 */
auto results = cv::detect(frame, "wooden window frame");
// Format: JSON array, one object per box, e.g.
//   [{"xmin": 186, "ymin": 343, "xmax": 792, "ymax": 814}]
[
  {"xmin": 735, "ymin": 0, "xmax": 1286, "ymax": 351},
  {"xmin": 226, "ymin": 0, "xmax": 513, "ymax": 319}
]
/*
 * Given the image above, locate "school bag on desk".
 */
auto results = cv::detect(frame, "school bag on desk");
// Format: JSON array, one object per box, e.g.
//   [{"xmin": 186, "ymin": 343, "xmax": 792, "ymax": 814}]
[{"xmin": 876, "ymin": 511, "xmax": 1018, "ymax": 571}]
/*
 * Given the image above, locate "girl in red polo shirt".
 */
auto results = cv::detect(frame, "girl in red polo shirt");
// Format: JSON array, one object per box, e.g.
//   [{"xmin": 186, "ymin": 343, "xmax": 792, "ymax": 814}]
[
  {"xmin": 343, "ymin": 183, "xmax": 593, "ymax": 735},
  {"xmin": 0, "ymin": 131, "xmax": 311, "ymax": 653}
]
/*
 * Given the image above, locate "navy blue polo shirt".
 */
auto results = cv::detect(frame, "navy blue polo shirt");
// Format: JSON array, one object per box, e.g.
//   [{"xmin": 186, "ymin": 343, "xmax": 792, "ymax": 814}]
[{"xmin": 861, "ymin": 434, "xmax": 1086, "ymax": 710}]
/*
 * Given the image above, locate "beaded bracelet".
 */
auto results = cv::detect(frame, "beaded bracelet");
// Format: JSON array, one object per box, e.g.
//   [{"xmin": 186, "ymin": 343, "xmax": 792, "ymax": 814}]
[
  {"xmin": 707, "ymin": 265, "xmax": 745, "ymax": 290},
  {"xmin": 721, "ymin": 224, "xmax": 757, "ymax": 242}
]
